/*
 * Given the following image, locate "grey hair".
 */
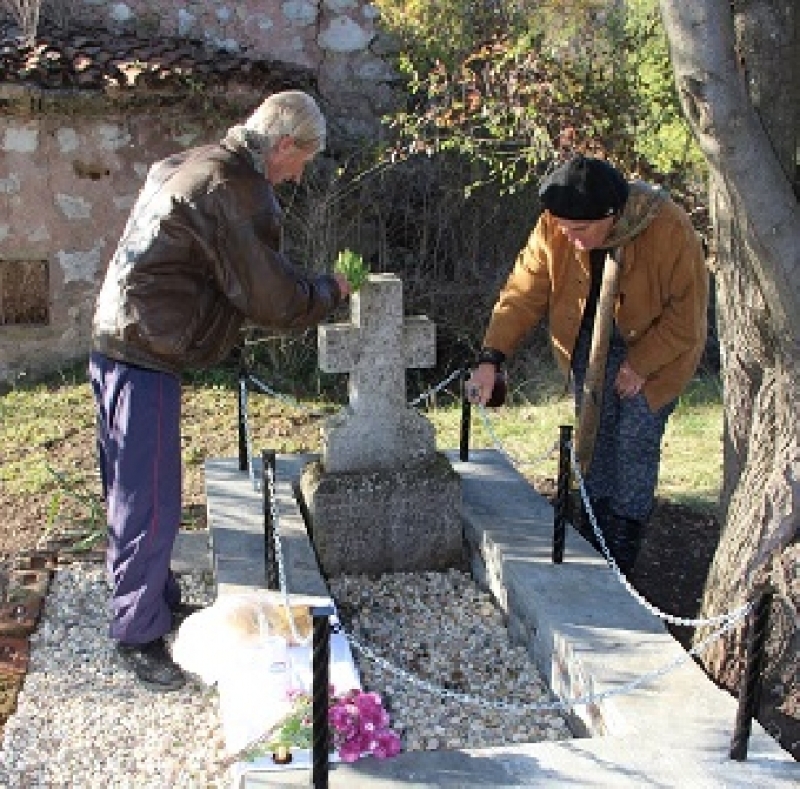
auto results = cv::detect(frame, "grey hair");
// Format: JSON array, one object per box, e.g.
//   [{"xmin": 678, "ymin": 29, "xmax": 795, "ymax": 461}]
[{"xmin": 243, "ymin": 90, "xmax": 326, "ymax": 155}]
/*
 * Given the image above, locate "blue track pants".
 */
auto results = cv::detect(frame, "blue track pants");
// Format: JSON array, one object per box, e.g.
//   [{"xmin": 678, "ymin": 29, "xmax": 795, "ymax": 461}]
[{"xmin": 90, "ymin": 352, "xmax": 182, "ymax": 644}]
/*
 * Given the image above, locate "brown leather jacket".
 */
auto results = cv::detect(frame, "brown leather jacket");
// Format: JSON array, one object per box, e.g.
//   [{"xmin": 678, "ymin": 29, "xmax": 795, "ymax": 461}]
[
  {"xmin": 484, "ymin": 183, "xmax": 708, "ymax": 410},
  {"xmin": 93, "ymin": 135, "xmax": 343, "ymax": 374}
]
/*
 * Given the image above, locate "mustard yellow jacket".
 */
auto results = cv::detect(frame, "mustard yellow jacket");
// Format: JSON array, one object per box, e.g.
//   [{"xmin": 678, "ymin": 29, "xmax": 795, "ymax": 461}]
[{"xmin": 483, "ymin": 183, "xmax": 709, "ymax": 411}]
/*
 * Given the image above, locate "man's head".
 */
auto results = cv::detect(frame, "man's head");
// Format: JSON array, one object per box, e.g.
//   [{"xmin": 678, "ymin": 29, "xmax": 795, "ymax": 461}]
[
  {"xmin": 243, "ymin": 91, "xmax": 326, "ymax": 184},
  {"xmin": 539, "ymin": 155, "xmax": 628, "ymax": 250}
]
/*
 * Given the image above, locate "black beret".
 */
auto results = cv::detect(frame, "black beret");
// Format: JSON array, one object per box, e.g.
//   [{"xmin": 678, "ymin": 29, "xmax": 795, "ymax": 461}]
[{"xmin": 539, "ymin": 156, "xmax": 629, "ymax": 220}]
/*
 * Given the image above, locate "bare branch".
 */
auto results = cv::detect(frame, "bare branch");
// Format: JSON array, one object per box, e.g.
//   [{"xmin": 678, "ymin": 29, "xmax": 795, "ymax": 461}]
[{"xmin": 1, "ymin": 0, "xmax": 42, "ymax": 44}]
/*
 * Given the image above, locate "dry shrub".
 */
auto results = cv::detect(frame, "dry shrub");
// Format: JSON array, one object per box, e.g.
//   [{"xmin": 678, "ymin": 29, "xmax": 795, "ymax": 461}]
[{"xmin": 262, "ymin": 150, "xmax": 545, "ymax": 392}]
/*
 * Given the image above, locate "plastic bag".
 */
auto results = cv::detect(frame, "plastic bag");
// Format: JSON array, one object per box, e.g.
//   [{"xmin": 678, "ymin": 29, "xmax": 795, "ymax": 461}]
[{"xmin": 171, "ymin": 592, "xmax": 311, "ymax": 685}]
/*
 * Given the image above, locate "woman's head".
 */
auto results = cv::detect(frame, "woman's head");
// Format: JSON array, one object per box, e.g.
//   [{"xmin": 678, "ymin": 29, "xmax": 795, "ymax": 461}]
[
  {"xmin": 243, "ymin": 90, "xmax": 326, "ymax": 184},
  {"xmin": 539, "ymin": 155, "xmax": 628, "ymax": 249}
]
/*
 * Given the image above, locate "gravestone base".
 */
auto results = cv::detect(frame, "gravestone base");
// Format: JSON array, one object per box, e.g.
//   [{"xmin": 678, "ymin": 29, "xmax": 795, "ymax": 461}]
[{"xmin": 299, "ymin": 453, "xmax": 466, "ymax": 577}]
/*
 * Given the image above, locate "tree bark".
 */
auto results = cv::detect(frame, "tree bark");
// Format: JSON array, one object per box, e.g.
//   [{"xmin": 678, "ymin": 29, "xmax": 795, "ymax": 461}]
[
  {"xmin": 659, "ymin": 0, "xmax": 799, "ymax": 723},
  {"xmin": 574, "ymin": 249, "xmax": 622, "ymax": 473}
]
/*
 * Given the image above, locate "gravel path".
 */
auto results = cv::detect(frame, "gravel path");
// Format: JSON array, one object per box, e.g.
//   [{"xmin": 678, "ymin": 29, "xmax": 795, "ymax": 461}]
[
  {"xmin": 0, "ymin": 563, "xmax": 572, "ymax": 787},
  {"xmin": 0, "ymin": 565, "xmax": 225, "ymax": 788}
]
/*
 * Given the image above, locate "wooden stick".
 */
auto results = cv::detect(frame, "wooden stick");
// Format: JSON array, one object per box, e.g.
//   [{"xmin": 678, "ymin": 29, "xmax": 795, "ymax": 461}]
[{"xmin": 574, "ymin": 249, "xmax": 623, "ymax": 473}]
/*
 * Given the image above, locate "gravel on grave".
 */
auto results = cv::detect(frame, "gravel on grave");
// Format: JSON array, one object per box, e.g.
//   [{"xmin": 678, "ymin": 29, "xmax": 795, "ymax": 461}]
[
  {"xmin": 0, "ymin": 563, "xmax": 572, "ymax": 788},
  {"xmin": 329, "ymin": 570, "xmax": 573, "ymax": 752}
]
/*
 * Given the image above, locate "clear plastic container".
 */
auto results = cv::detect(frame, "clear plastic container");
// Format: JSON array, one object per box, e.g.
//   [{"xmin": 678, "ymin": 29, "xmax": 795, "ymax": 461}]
[{"xmin": 218, "ymin": 634, "xmax": 293, "ymax": 755}]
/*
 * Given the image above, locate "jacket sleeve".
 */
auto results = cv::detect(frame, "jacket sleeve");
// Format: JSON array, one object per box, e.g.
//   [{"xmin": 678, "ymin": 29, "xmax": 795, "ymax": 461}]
[
  {"xmin": 210, "ymin": 195, "xmax": 343, "ymax": 330},
  {"xmin": 624, "ymin": 213, "xmax": 708, "ymax": 379},
  {"xmin": 483, "ymin": 216, "xmax": 552, "ymax": 356}
]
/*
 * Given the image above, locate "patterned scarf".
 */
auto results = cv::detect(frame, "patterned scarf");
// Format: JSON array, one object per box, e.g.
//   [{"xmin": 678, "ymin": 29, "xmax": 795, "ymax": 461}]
[{"xmin": 604, "ymin": 181, "xmax": 668, "ymax": 248}]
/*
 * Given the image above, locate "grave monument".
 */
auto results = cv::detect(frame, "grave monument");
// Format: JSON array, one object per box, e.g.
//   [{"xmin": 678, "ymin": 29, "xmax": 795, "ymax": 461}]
[{"xmin": 299, "ymin": 273, "xmax": 464, "ymax": 576}]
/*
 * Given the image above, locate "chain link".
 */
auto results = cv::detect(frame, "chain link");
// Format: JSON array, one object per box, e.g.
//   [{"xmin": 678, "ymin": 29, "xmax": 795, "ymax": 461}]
[
  {"xmin": 263, "ymin": 462, "xmax": 313, "ymax": 647},
  {"xmin": 568, "ymin": 440, "xmax": 752, "ymax": 629},
  {"xmin": 247, "ymin": 374, "xmax": 324, "ymax": 417},
  {"xmin": 241, "ymin": 366, "xmax": 469, "ymax": 491},
  {"xmin": 248, "ymin": 367, "xmax": 464, "ymax": 416},
  {"xmin": 408, "ymin": 367, "xmax": 464, "ymax": 408},
  {"xmin": 475, "ymin": 404, "xmax": 560, "ymax": 471},
  {"xmin": 345, "ymin": 610, "xmax": 746, "ymax": 712}
]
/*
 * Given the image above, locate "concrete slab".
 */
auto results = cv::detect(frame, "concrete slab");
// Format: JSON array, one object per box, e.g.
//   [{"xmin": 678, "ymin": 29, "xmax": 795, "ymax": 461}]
[
  {"xmin": 171, "ymin": 529, "xmax": 212, "ymax": 575},
  {"xmin": 205, "ymin": 455, "xmax": 363, "ymax": 763},
  {"xmin": 206, "ymin": 451, "xmax": 798, "ymax": 788},
  {"xmin": 206, "ymin": 455, "xmax": 327, "ymax": 598}
]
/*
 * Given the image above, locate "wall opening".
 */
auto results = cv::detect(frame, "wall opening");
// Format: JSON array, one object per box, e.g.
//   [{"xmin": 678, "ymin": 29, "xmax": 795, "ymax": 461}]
[{"xmin": 0, "ymin": 260, "xmax": 49, "ymax": 325}]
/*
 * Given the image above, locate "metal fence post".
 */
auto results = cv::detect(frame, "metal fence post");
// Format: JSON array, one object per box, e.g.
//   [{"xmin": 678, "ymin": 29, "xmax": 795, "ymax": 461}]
[
  {"xmin": 311, "ymin": 605, "xmax": 334, "ymax": 788},
  {"xmin": 262, "ymin": 449, "xmax": 279, "ymax": 590},
  {"xmin": 553, "ymin": 425, "xmax": 573, "ymax": 564},
  {"xmin": 237, "ymin": 366, "xmax": 248, "ymax": 472},
  {"xmin": 460, "ymin": 369, "xmax": 472, "ymax": 462},
  {"xmin": 730, "ymin": 588, "xmax": 773, "ymax": 760}
]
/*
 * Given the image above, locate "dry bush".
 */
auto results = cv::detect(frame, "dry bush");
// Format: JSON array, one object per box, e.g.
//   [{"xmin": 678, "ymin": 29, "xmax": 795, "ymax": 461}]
[{"xmin": 269, "ymin": 150, "xmax": 543, "ymax": 388}]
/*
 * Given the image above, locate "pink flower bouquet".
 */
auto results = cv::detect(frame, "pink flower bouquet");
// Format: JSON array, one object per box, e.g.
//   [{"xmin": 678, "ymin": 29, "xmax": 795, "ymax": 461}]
[
  {"xmin": 329, "ymin": 689, "xmax": 402, "ymax": 762},
  {"xmin": 242, "ymin": 687, "xmax": 401, "ymax": 765}
]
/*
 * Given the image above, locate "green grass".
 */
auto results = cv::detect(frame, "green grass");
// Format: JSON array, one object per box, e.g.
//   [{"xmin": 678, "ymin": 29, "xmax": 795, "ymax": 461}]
[
  {"xmin": 423, "ymin": 372, "xmax": 723, "ymax": 511},
  {"xmin": 659, "ymin": 376, "xmax": 723, "ymax": 509},
  {"xmin": 0, "ymin": 365, "xmax": 724, "ymax": 530}
]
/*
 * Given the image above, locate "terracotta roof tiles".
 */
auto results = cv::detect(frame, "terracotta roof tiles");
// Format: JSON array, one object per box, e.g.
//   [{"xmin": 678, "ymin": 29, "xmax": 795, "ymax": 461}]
[{"xmin": 0, "ymin": 22, "xmax": 315, "ymax": 94}]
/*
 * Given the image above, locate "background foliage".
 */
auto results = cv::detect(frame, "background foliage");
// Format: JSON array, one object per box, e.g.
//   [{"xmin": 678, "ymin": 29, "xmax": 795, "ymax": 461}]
[{"xmin": 258, "ymin": 0, "xmax": 712, "ymax": 394}]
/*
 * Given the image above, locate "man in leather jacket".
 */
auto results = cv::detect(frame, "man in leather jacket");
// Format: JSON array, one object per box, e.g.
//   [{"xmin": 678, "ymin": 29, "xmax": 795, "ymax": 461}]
[
  {"xmin": 468, "ymin": 156, "xmax": 708, "ymax": 576},
  {"xmin": 90, "ymin": 91, "xmax": 350, "ymax": 691}
]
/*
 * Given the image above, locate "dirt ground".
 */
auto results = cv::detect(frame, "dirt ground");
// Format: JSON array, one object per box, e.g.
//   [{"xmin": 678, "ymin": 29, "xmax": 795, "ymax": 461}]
[{"xmin": 1, "ymin": 423, "xmax": 797, "ymax": 761}]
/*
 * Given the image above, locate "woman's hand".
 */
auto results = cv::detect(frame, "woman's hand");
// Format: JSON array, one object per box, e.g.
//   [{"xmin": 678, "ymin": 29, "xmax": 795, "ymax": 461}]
[
  {"xmin": 465, "ymin": 363, "xmax": 498, "ymax": 405},
  {"xmin": 615, "ymin": 360, "xmax": 645, "ymax": 398}
]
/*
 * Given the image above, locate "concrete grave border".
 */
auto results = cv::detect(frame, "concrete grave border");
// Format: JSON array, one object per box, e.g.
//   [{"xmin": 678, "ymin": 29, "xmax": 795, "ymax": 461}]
[{"xmin": 206, "ymin": 451, "xmax": 797, "ymax": 787}]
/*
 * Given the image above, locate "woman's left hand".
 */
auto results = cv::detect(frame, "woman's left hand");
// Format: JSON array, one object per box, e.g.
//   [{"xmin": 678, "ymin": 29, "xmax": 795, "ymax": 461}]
[{"xmin": 614, "ymin": 360, "xmax": 646, "ymax": 398}]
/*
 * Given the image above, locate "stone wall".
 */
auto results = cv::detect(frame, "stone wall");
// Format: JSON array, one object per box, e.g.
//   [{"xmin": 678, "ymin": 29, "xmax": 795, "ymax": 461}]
[
  {"xmin": 0, "ymin": 107, "xmax": 232, "ymax": 385},
  {"xmin": 71, "ymin": 0, "xmax": 398, "ymax": 139},
  {"xmin": 0, "ymin": 1, "xmax": 400, "ymax": 387}
]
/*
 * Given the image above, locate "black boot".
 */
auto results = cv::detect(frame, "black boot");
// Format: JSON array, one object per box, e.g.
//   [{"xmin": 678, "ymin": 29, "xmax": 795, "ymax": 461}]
[
  {"xmin": 603, "ymin": 516, "xmax": 645, "ymax": 575},
  {"xmin": 575, "ymin": 496, "xmax": 611, "ymax": 553},
  {"xmin": 116, "ymin": 637, "xmax": 186, "ymax": 692}
]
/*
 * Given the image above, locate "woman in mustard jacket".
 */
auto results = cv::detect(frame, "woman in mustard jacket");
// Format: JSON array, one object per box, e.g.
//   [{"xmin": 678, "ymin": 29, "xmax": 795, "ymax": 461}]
[{"xmin": 468, "ymin": 156, "xmax": 708, "ymax": 574}]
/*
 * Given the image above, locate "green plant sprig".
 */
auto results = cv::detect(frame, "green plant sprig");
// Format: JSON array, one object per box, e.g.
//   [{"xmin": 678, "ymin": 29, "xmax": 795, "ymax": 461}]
[{"xmin": 334, "ymin": 249, "xmax": 369, "ymax": 292}]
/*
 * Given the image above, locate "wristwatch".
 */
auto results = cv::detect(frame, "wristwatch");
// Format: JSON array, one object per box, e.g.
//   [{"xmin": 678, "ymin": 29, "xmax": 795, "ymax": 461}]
[{"xmin": 477, "ymin": 347, "xmax": 506, "ymax": 368}]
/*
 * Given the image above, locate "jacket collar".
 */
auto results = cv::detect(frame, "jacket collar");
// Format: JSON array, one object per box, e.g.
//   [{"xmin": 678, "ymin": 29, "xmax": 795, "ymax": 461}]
[
  {"xmin": 221, "ymin": 125, "xmax": 265, "ymax": 175},
  {"xmin": 604, "ymin": 181, "xmax": 668, "ymax": 248}
]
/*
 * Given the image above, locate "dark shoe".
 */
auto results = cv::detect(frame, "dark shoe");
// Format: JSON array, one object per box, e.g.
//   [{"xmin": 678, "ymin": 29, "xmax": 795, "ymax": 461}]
[
  {"xmin": 169, "ymin": 602, "xmax": 204, "ymax": 631},
  {"xmin": 604, "ymin": 516, "xmax": 645, "ymax": 574},
  {"xmin": 116, "ymin": 637, "xmax": 186, "ymax": 692},
  {"xmin": 574, "ymin": 496, "xmax": 611, "ymax": 552}
]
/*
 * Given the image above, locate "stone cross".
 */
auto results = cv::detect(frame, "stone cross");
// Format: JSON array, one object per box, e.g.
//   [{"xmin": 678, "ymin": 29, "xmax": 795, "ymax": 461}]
[{"xmin": 318, "ymin": 273, "xmax": 437, "ymax": 474}]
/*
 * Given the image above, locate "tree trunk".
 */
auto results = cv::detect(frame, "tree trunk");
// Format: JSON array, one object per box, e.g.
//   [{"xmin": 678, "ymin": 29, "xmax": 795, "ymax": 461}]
[{"xmin": 659, "ymin": 0, "xmax": 799, "ymax": 734}]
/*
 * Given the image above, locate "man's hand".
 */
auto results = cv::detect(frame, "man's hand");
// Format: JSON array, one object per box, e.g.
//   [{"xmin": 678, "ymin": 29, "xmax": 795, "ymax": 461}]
[
  {"xmin": 465, "ymin": 363, "xmax": 497, "ymax": 405},
  {"xmin": 615, "ymin": 360, "xmax": 645, "ymax": 398},
  {"xmin": 333, "ymin": 272, "xmax": 351, "ymax": 298}
]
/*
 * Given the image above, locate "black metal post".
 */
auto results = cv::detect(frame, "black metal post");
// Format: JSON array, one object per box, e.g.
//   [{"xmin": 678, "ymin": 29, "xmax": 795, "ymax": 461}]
[
  {"xmin": 460, "ymin": 370, "xmax": 472, "ymax": 462},
  {"xmin": 730, "ymin": 589, "xmax": 773, "ymax": 760},
  {"xmin": 262, "ymin": 450, "xmax": 279, "ymax": 590},
  {"xmin": 311, "ymin": 605, "xmax": 334, "ymax": 788},
  {"xmin": 553, "ymin": 425, "xmax": 573, "ymax": 564},
  {"xmin": 237, "ymin": 366, "xmax": 248, "ymax": 472}
]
